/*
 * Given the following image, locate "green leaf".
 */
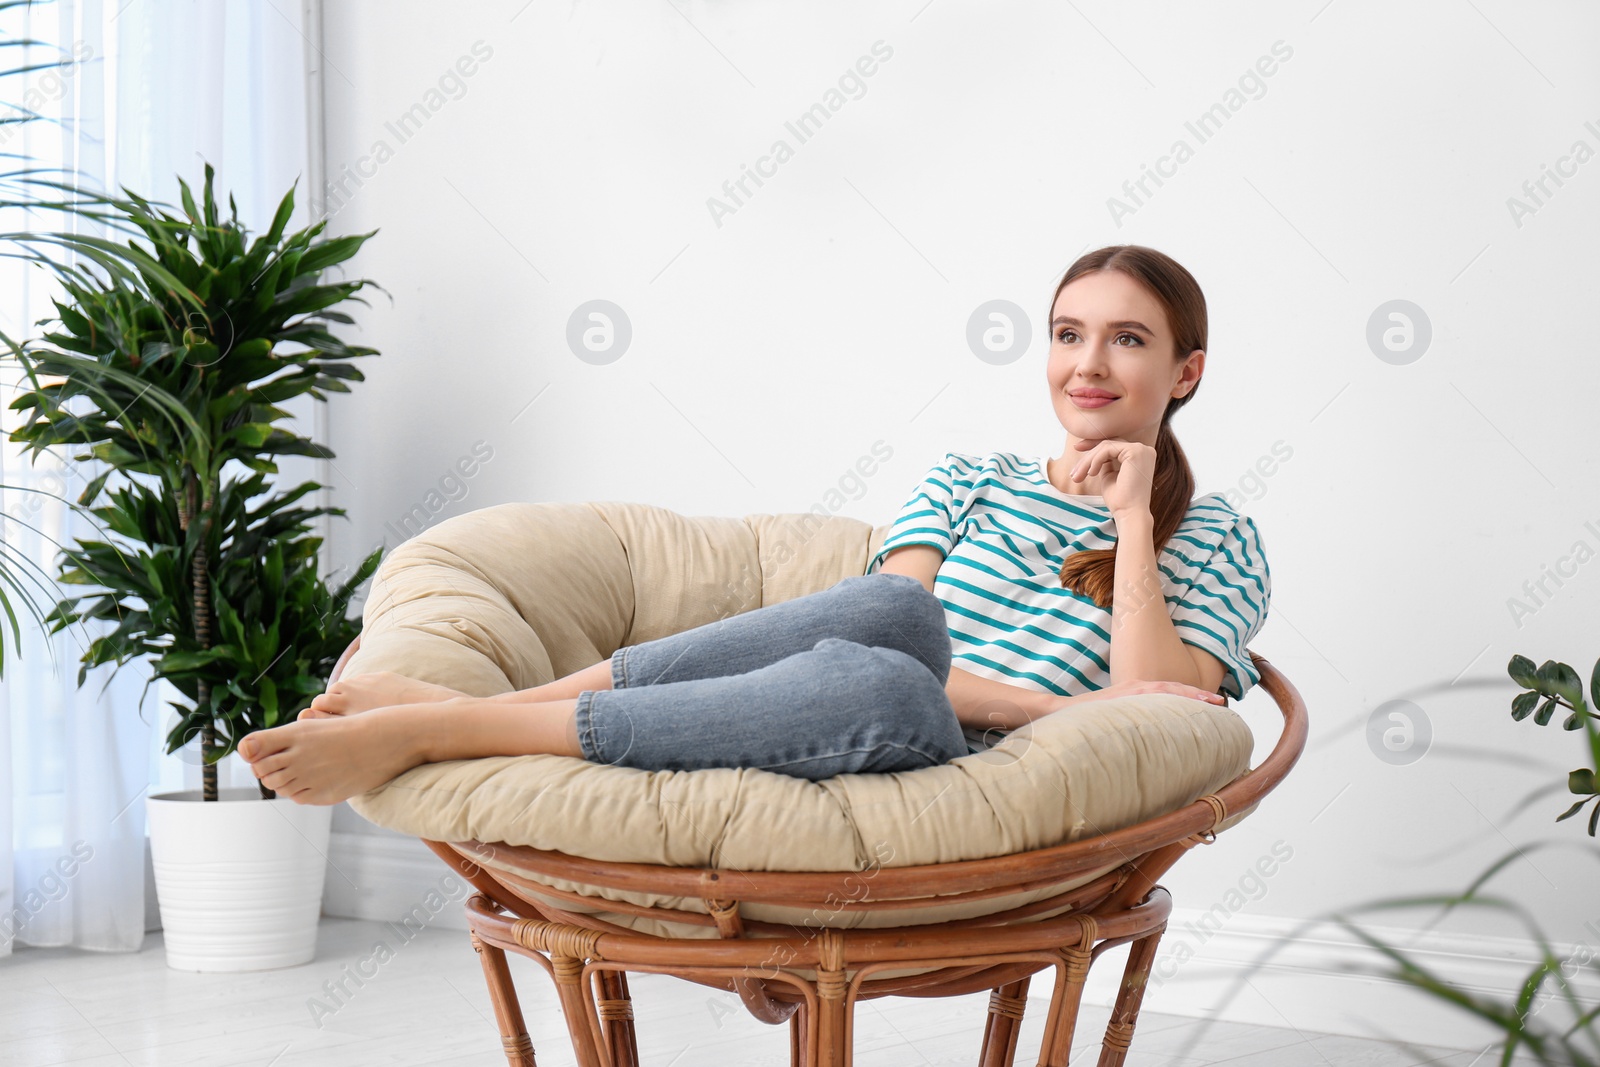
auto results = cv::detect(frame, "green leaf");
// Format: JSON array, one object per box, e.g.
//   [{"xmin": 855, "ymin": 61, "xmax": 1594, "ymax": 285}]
[
  {"xmin": 235, "ymin": 455, "xmax": 281, "ymax": 475},
  {"xmin": 1592, "ymin": 655, "xmax": 1600, "ymax": 717},
  {"xmin": 263, "ymin": 544, "xmax": 284, "ymax": 601},
  {"xmin": 185, "ymin": 341, "xmax": 220, "ymax": 366},
  {"xmin": 1533, "ymin": 697, "xmax": 1557, "ymax": 727},
  {"xmin": 230, "ymin": 337, "xmax": 272, "ymax": 361},
  {"xmin": 261, "ymin": 184, "xmax": 296, "ymax": 247},
  {"xmin": 280, "ymin": 673, "xmax": 325, "ymax": 696},
  {"xmin": 1554, "ymin": 666, "xmax": 1587, "ymax": 712},
  {"xmin": 1536, "ymin": 660, "xmax": 1585, "ymax": 710},
  {"xmin": 1570, "ymin": 769, "xmax": 1597, "ymax": 795},
  {"xmin": 212, "ymin": 592, "xmax": 248, "ymax": 653},
  {"xmin": 1507, "ymin": 654, "xmax": 1538, "ymax": 689},
  {"xmin": 295, "ymin": 232, "xmax": 373, "ymax": 275},
  {"xmin": 260, "ymin": 676, "xmax": 278, "ymax": 726},
  {"xmin": 1555, "ymin": 798, "xmax": 1588, "ymax": 822},
  {"xmin": 229, "ymin": 422, "xmax": 273, "ymax": 448},
  {"xmin": 178, "ymin": 176, "xmax": 201, "ymax": 227},
  {"xmin": 1510, "ymin": 691, "xmax": 1539, "ymax": 721},
  {"xmin": 76, "ymin": 468, "xmax": 113, "ymax": 508},
  {"xmin": 308, "ymin": 360, "xmax": 364, "ymax": 380},
  {"xmin": 156, "ymin": 646, "xmax": 243, "ymax": 673}
]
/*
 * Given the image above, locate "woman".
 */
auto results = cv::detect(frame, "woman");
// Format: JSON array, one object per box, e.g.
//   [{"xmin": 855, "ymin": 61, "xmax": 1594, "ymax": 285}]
[{"xmin": 238, "ymin": 244, "xmax": 1269, "ymax": 804}]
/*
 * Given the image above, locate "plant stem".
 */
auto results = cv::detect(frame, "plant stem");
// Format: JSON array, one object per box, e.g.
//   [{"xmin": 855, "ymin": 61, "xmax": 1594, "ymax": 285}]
[
  {"xmin": 181, "ymin": 466, "xmax": 219, "ymax": 802},
  {"xmin": 201, "ymin": 721, "xmax": 216, "ymax": 802}
]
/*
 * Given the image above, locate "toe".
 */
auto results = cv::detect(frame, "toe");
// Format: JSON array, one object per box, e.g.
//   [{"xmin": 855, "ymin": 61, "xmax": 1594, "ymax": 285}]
[
  {"xmin": 239, "ymin": 726, "xmax": 293, "ymax": 763},
  {"xmin": 261, "ymin": 769, "xmax": 297, "ymax": 792},
  {"xmin": 253, "ymin": 752, "xmax": 292, "ymax": 777}
]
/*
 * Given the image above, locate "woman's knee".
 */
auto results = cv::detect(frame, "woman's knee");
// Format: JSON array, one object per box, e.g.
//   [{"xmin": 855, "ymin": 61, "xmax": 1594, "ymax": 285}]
[
  {"xmin": 871, "ymin": 647, "xmax": 966, "ymax": 763},
  {"xmin": 845, "ymin": 573, "xmax": 952, "ymax": 683}
]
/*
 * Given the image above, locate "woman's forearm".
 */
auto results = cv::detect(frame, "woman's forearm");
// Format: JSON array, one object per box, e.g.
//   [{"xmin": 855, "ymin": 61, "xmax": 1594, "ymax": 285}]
[
  {"xmin": 946, "ymin": 666, "xmax": 1058, "ymax": 731},
  {"xmin": 1108, "ymin": 508, "xmax": 1205, "ymax": 688}
]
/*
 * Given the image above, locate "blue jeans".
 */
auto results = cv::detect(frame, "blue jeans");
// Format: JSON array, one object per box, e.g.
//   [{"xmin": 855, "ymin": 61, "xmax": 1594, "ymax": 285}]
[{"xmin": 572, "ymin": 572, "xmax": 966, "ymax": 781}]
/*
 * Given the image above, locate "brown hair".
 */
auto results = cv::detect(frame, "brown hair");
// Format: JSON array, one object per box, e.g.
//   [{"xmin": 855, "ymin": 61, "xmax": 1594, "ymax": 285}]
[{"xmin": 1050, "ymin": 245, "xmax": 1204, "ymax": 609}]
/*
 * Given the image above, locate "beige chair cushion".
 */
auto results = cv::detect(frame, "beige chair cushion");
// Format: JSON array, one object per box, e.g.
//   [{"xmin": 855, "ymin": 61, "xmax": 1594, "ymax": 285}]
[{"xmin": 345, "ymin": 501, "xmax": 1257, "ymax": 938}]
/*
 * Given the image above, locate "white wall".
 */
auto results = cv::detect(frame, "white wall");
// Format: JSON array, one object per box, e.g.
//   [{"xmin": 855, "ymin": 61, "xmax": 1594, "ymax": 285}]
[{"xmin": 314, "ymin": 0, "xmax": 1600, "ymax": 1044}]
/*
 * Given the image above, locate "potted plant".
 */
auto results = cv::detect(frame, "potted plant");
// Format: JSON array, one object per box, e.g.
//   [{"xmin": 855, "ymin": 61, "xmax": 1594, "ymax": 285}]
[
  {"xmin": 3, "ymin": 163, "xmax": 385, "ymax": 971},
  {"xmin": 1168, "ymin": 653, "xmax": 1600, "ymax": 1065}
]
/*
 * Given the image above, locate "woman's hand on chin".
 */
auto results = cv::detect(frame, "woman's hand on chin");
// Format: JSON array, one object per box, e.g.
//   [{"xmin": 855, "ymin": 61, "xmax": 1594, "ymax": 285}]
[{"xmin": 1068, "ymin": 437, "xmax": 1156, "ymax": 517}]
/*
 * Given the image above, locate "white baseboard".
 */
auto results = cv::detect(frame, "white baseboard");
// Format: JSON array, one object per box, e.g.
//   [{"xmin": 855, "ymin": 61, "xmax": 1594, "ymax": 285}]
[
  {"xmin": 322, "ymin": 831, "xmax": 473, "ymax": 933},
  {"xmin": 1080, "ymin": 908, "xmax": 1600, "ymax": 1053},
  {"xmin": 319, "ymin": 832, "xmax": 1600, "ymax": 1053}
]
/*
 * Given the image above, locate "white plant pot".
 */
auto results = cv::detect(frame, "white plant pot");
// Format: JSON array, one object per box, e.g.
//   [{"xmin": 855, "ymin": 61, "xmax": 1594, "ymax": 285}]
[{"xmin": 147, "ymin": 787, "xmax": 332, "ymax": 972}]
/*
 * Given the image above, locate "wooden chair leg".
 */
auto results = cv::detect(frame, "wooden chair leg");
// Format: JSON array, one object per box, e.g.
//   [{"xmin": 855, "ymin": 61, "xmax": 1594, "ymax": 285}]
[
  {"xmin": 814, "ymin": 931, "xmax": 851, "ymax": 1067},
  {"xmin": 550, "ymin": 955, "xmax": 607, "ymax": 1067},
  {"xmin": 813, "ymin": 993, "xmax": 849, "ymax": 1066},
  {"xmin": 977, "ymin": 976, "xmax": 1030, "ymax": 1067},
  {"xmin": 1036, "ymin": 946, "xmax": 1094, "ymax": 1066},
  {"xmin": 470, "ymin": 931, "xmax": 539, "ymax": 1067},
  {"xmin": 1097, "ymin": 926, "xmax": 1165, "ymax": 1066},
  {"xmin": 790, "ymin": 1004, "xmax": 807, "ymax": 1066},
  {"xmin": 595, "ymin": 969, "xmax": 640, "ymax": 1067}
]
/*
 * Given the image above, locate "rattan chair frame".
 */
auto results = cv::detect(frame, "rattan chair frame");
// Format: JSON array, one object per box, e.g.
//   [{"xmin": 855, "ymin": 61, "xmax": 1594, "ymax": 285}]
[{"xmin": 330, "ymin": 640, "xmax": 1307, "ymax": 1067}]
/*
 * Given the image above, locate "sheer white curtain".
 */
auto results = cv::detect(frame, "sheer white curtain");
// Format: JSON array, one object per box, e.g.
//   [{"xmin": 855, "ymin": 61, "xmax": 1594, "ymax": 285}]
[{"xmin": 1, "ymin": 0, "xmax": 317, "ymax": 957}]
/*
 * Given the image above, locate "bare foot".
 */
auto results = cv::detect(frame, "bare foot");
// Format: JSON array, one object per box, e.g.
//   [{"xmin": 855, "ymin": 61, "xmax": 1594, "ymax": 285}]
[
  {"xmin": 238, "ymin": 706, "xmax": 429, "ymax": 805},
  {"xmin": 301, "ymin": 670, "xmax": 467, "ymax": 719}
]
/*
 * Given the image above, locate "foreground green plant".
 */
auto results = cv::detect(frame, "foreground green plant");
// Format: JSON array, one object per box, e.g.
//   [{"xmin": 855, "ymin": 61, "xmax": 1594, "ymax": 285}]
[
  {"xmin": 1158, "ymin": 653, "xmax": 1600, "ymax": 1066},
  {"xmin": 1508, "ymin": 654, "xmax": 1600, "ymax": 836}
]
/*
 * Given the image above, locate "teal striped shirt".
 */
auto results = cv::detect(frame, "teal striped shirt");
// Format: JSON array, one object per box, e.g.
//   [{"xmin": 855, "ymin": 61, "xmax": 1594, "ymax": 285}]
[{"xmin": 867, "ymin": 451, "xmax": 1271, "ymax": 751}]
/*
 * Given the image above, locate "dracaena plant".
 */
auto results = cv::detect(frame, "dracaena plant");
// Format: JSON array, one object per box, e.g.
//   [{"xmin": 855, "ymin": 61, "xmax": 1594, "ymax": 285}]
[{"xmin": 3, "ymin": 163, "xmax": 384, "ymax": 800}]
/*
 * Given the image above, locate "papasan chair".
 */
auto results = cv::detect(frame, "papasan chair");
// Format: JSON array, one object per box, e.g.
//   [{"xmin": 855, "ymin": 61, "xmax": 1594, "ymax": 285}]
[{"xmin": 336, "ymin": 499, "xmax": 1308, "ymax": 1067}]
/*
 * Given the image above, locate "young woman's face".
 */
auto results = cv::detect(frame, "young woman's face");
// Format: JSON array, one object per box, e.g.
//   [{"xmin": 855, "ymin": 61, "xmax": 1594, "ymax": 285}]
[{"xmin": 1046, "ymin": 270, "xmax": 1203, "ymax": 448}]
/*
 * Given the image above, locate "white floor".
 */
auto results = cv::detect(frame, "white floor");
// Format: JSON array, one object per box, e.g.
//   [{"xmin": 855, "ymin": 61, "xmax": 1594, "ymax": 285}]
[{"xmin": 0, "ymin": 918, "xmax": 1527, "ymax": 1067}]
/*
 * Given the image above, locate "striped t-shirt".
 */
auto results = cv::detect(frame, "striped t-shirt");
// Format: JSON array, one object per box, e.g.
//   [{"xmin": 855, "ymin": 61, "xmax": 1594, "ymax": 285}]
[{"xmin": 867, "ymin": 451, "xmax": 1271, "ymax": 753}]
